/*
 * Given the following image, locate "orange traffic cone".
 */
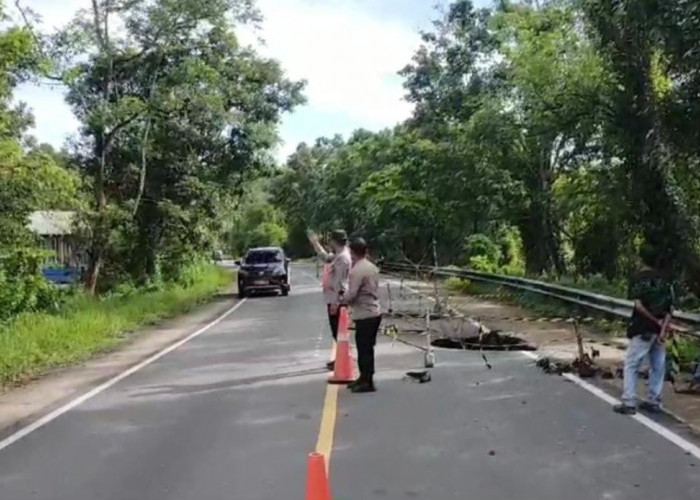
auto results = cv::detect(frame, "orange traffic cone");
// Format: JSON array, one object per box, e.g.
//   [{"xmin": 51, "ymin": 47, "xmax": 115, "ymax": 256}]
[
  {"xmin": 329, "ymin": 308, "xmax": 354, "ymax": 384},
  {"xmin": 337, "ymin": 306, "xmax": 349, "ymax": 333},
  {"xmin": 305, "ymin": 452, "xmax": 332, "ymax": 500}
]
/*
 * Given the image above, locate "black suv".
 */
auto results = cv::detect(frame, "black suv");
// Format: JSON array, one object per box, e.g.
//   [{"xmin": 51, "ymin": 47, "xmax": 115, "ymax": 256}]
[{"xmin": 235, "ymin": 247, "xmax": 291, "ymax": 298}]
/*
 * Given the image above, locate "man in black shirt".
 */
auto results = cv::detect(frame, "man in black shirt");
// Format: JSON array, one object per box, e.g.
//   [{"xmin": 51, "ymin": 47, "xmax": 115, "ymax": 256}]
[{"xmin": 614, "ymin": 246, "xmax": 675, "ymax": 415}]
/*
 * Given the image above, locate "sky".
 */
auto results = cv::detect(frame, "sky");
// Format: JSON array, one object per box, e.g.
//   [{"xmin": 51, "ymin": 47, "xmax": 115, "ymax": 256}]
[{"xmin": 11, "ymin": 0, "xmax": 486, "ymax": 161}]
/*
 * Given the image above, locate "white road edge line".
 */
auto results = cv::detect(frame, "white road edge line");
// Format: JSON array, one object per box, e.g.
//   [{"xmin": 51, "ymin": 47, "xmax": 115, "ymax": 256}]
[
  {"xmin": 521, "ymin": 350, "xmax": 700, "ymax": 459},
  {"xmin": 0, "ymin": 298, "xmax": 248, "ymax": 453}
]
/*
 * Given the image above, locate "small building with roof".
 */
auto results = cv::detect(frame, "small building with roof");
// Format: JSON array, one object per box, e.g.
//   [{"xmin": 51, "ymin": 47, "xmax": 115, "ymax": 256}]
[{"xmin": 27, "ymin": 211, "xmax": 85, "ymax": 284}]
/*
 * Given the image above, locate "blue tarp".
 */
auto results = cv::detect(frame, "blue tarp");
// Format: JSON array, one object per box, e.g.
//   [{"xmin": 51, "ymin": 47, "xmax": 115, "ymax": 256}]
[{"xmin": 42, "ymin": 267, "xmax": 81, "ymax": 285}]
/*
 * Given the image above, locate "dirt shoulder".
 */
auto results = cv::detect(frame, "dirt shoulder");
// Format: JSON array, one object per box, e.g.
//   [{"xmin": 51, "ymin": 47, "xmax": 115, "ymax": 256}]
[
  {"xmin": 387, "ymin": 276, "xmax": 700, "ymax": 435},
  {"xmin": 0, "ymin": 293, "xmax": 238, "ymax": 438}
]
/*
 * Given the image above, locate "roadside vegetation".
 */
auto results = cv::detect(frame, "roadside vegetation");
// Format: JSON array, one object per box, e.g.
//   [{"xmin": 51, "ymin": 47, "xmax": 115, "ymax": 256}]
[
  {"xmin": 0, "ymin": 0, "xmax": 300, "ymax": 383},
  {"xmin": 1, "ymin": 0, "xmax": 303, "ymax": 302},
  {"xmin": 0, "ymin": 263, "xmax": 231, "ymax": 387}
]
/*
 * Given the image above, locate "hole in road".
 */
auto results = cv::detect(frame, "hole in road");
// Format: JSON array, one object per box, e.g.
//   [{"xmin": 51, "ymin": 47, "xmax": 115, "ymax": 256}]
[{"xmin": 431, "ymin": 331, "xmax": 536, "ymax": 351}]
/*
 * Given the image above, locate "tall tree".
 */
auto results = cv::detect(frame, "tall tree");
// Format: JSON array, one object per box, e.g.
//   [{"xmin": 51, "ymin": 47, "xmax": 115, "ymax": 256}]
[
  {"xmin": 398, "ymin": 0, "xmax": 609, "ymax": 273},
  {"xmin": 0, "ymin": 1, "xmax": 80, "ymax": 247},
  {"xmin": 52, "ymin": 0, "xmax": 304, "ymax": 289},
  {"xmin": 583, "ymin": 0, "xmax": 700, "ymax": 283},
  {"xmin": 491, "ymin": 0, "xmax": 610, "ymax": 273}
]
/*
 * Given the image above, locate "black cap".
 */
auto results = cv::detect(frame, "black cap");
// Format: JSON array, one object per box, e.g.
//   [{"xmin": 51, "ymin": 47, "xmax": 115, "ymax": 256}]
[
  {"xmin": 350, "ymin": 237, "xmax": 368, "ymax": 257},
  {"xmin": 331, "ymin": 230, "xmax": 348, "ymax": 245}
]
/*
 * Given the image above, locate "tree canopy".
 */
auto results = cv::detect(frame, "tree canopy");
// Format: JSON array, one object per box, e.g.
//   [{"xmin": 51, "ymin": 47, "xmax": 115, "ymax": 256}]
[
  {"xmin": 1, "ymin": 0, "xmax": 304, "ymax": 317},
  {"xmin": 6, "ymin": 0, "xmax": 700, "ymax": 314},
  {"xmin": 271, "ymin": 0, "xmax": 700, "ymax": 299}
]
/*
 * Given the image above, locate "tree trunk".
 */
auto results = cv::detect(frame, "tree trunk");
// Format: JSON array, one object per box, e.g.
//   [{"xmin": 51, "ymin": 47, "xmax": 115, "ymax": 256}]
[
  {"xmin": 84, "ymin": 1, "xmax": 113, "ymax": 295},
  {"xmin": 141, "ymin": 226, "xmax": 160, "ymax": 282},
  {"xmin": 84, "ymin": 227, "xmax": 105, "ymax": 294},
  {"xmin": 131, "ymin": 199, "xmax": 162, "ymax": 284},
  {"xmin": 519, "ymin": 190, "xmax": 563, "ymax": 276},
  {"xmin": 519, "ymin": 213, "xmax": 548, "ymax": 275},
  {"xmin": 85, "ymin": 133, "xmax": 108, "ymax": 295},
  {"xmin": 85, "ymin": 250, "xmax": 103, "ymax": 295}
]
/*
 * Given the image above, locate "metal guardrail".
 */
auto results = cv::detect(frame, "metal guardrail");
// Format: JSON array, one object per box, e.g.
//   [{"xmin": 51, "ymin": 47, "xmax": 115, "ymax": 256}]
[{"xmin": 381, "ymin": 262, "xmax": 700, "ymax": 338}]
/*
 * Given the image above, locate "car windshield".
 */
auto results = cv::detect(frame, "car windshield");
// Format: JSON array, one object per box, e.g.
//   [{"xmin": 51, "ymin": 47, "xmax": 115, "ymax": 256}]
[{"xmin": 244, "ymin": 250, "xmax": 282, "ymax": 264}]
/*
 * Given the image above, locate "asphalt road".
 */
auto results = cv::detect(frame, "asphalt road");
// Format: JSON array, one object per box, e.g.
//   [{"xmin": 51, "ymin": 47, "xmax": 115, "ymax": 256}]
[{"xmin": 0, "ymin": 263, "xmax": 699, "ymax": 499}]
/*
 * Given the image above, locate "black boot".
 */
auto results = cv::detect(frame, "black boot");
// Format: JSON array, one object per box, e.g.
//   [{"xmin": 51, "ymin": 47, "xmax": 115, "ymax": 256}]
[
  {"xmin": 347, "ymin": 377, "xmax": 362, "ymax": 390},
  {"xmin": 351, "ymin": 376, "xmax": 376, "ymax": 393},
  {"xmin": 347, "ymin": 364, "xmax": 364, "ymax": 389}
]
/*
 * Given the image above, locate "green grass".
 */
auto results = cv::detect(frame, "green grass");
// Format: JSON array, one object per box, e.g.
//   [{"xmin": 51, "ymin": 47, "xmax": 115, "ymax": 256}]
[
  {"xmin": 673, "ymin": 336, "xmax": 700, "ymax": 367},
  {"xmin": 547, "ymin": 274, "xmax": 627, "ymax": 299},
  {"xmin": 444, "ymin": 276, "xmax": 473, "ymax": 294},
  {"xmin": 0, "ymin": 265, "xmax": 233, "ymax": 387}
]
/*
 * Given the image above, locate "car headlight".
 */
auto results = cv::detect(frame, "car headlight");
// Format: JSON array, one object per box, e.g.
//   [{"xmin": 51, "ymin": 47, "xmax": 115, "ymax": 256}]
[{"xmin": 274, "ymin": 268, "xmax": 286, "ymax": 277}]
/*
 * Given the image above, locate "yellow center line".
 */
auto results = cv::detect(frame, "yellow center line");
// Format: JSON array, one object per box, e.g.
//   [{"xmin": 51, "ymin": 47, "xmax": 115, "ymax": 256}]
[
  {"xmin": 315, "ymin": 383, "xmax": 340, "ymax": 474},
  {"xmin": 316, "ymin": 339, "xmax": 340, "ymax": 474}
]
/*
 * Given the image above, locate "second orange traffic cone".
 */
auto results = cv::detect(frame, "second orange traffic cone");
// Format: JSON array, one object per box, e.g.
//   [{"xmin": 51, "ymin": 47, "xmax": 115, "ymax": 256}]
[
  {"xmin": 329, "ymin": 308, "xmax": 354, "ymax": 384},
  {"xmin": 305, "ymin": 452, "xmax": 332, "ymax": 500}
]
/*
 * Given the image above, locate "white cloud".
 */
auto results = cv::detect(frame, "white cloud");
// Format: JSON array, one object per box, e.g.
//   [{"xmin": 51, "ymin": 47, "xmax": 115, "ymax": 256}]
[
  {"xmin": 249, "ymin": 0, "xmax": 419, "ymax": 127},
  {"xmin": 10, "ymin": 0, "xmax": 80, "ymax": 31},
  {"xmin": 15, "ymin": 83, "xmax": 80, "ymax": 146},
  {"xmin": 12, "ymin": 0, "xmax": 421, "ymax": 157},
  {"xmin": 10, "ymin": 0, "xmax": 84, "ymax": 148}
]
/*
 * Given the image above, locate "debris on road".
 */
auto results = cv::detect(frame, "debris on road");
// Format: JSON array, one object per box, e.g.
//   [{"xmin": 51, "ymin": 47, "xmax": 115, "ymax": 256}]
[
  {"xmin": 536, "ymin": 357, "xmax": 572, "ymax": 375},
  {"xmin": 572, "ymin": 321, "xmax": 598, "ymax": 378},
  {"xmin": 403, "ymin": 370, "xmax": 432, "ymax": 383},
  {"xmin": 535, "ymin": 322, "xmax": 605, "ymax": 378}
]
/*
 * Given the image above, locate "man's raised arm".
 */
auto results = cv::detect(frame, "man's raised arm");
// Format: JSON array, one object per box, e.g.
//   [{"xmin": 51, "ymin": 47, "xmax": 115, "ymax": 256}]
[{"xmin": 308, "ymin": 232, "xmax": 334, "ymax": 263}]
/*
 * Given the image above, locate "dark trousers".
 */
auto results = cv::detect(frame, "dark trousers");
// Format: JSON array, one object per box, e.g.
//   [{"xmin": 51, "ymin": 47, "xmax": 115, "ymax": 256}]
[
  {"xmin": 327, "ymin": 305, "xmax": 342, "ymax": 341},
  {"xmin": 355, "ymin": 315, "xmax": 382, "ymax": 381}
]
